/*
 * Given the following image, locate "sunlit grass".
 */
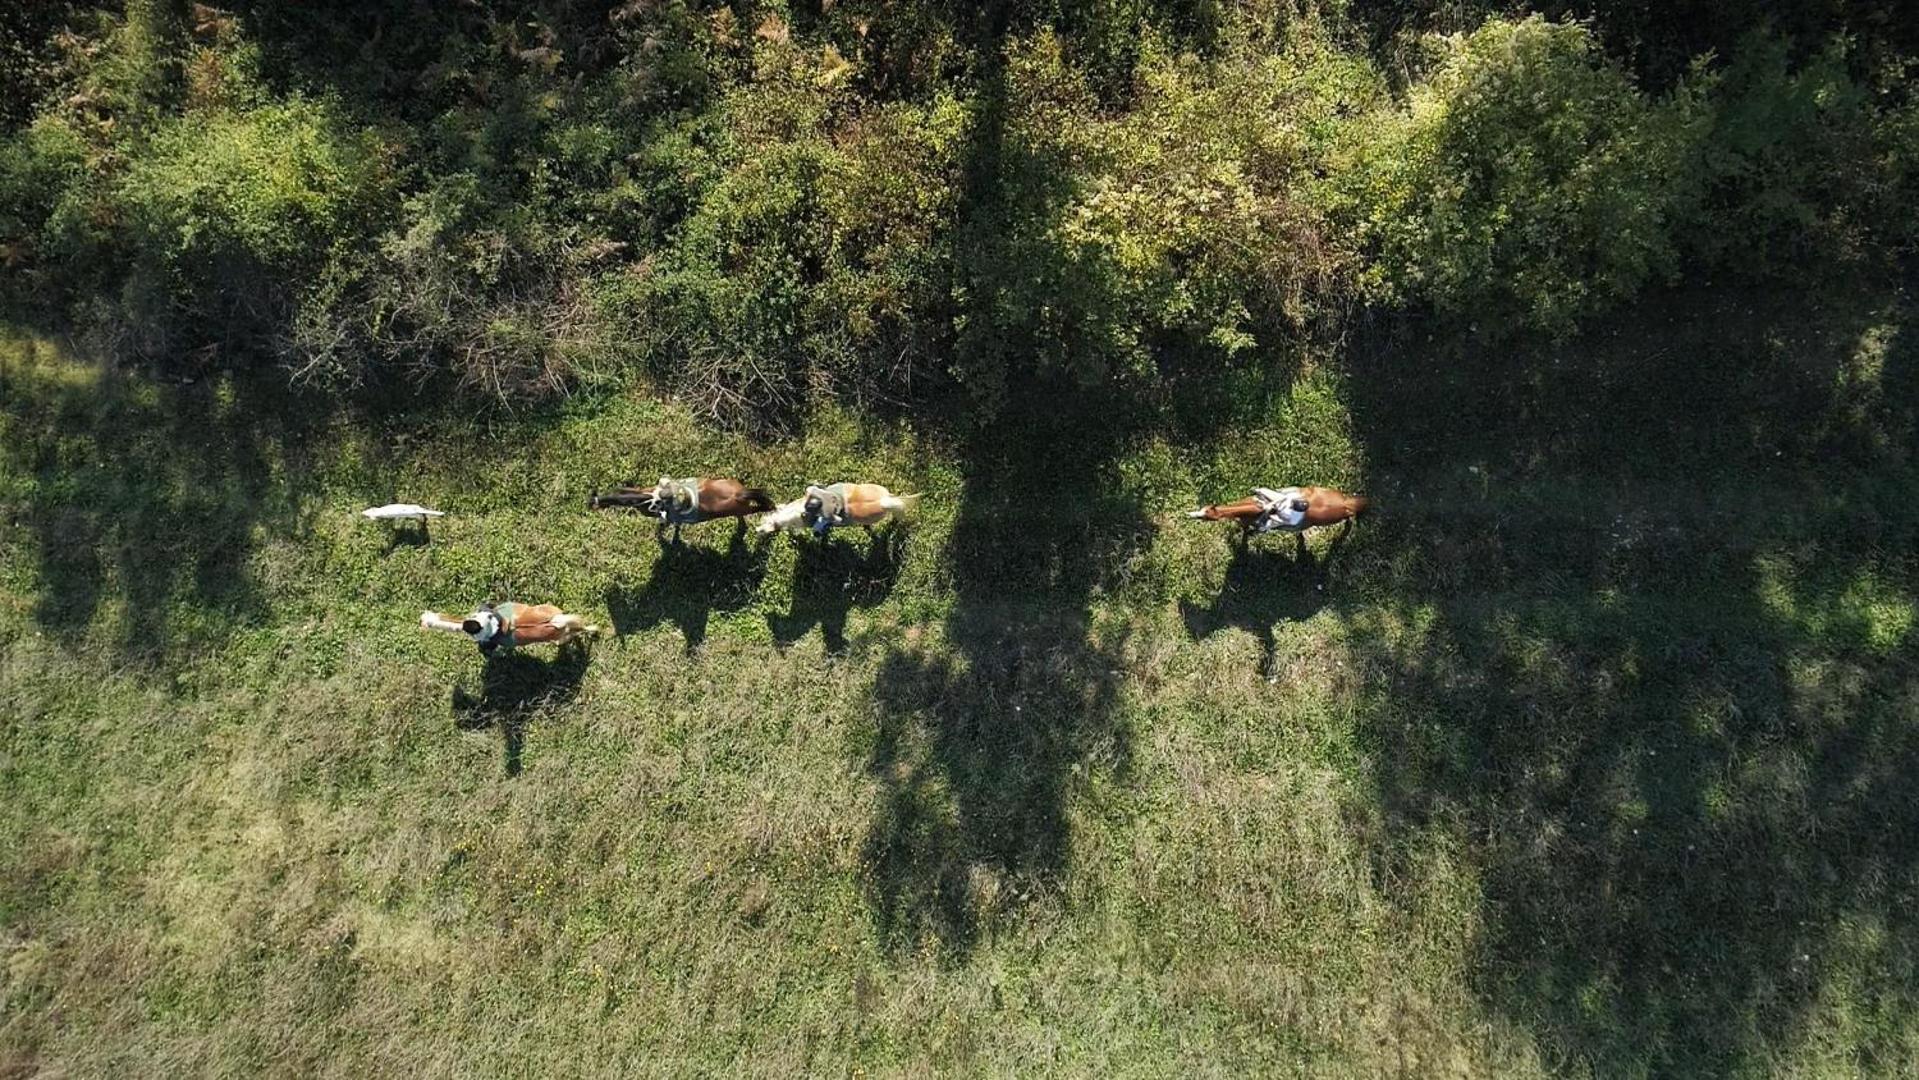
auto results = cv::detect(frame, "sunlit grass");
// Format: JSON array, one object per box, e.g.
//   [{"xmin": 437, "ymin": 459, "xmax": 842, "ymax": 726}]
[{"xmin": 4, "ymin": 281, "xmax": 1917, "ymax": 1075}]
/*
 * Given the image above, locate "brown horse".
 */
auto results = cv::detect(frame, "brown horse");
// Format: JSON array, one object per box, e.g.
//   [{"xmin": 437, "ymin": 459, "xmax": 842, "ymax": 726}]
[
  {"xmin": 421, "ymin": 602, "xmax": 600, "ymax": 655},
  {"xmin": 589, "ymin": 477, "xmax": 775, "ymax": 542},
  {"xmin": 1187, "ymin": 486, "xmax": 1369, "ymax": 536}
]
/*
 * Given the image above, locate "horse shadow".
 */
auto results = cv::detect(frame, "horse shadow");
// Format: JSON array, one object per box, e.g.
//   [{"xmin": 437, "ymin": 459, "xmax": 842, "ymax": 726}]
[
  {"xmin": 603, "ymin": 526, "xmax": 771, "ymax": 653},
  {"xmin": 768, "ymin": 526, "xmax": 907, "ymax": 656},
  {"xmin": 452, "ymin": 643, "xmax": 591, "ymax": 777},
  {"xmin": 1179, "ymin": 524, "xmax": 1352, "ymax": 680}
]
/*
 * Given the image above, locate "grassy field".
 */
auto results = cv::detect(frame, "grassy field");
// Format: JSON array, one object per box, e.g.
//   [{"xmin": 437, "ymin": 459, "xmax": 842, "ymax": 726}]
[{"xmin": 2, "ymin": 278, "xmax": 1916, "ymax": 1076}]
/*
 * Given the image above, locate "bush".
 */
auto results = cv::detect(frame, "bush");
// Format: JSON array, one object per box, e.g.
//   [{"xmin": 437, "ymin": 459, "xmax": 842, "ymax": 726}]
[
  {"xmin": 119, "ymin": 97, "xmax": 390, "ymax": 327},
  {"xmin": 0, "ymin": 5, "xmax": 393, "ymax": 364},
  {"xmin": 606, "ymin": 34, "xmax": 968, "ymax": 430},
  {"xmin": 951, "ymin": 31, "xmax": 1366, "ymax": 408},
  {"xmin": 287, "ymin": 59, "xmax": 647, "ymax": 400},
  {"xmin": 1348, "ymin": 16, "xmax": 1703, "ymax": 333},
  {"xmin": 290, "ymin": 170, "xmax": 617, "ymax": 401},
  {"xmin": 1681, "ymin": 34, "xmax": 1905, "ymax": 272}
]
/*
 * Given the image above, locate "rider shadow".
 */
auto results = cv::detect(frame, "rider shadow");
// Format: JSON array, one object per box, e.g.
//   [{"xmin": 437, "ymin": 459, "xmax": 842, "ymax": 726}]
[
  {"xmin": 1179, "ymin": 525, "xmax": 1352, "ymax": 680},
  {"xmin": 452, "ymin": 643, "xmax": 591, "ymax": 777},
  {"xmin": 604, "ymin": 528, "xmax": 770, "ymax": 653},
  {"xmin": 767, "ymin": 527, "xmax": 906, "ymax": 656}
]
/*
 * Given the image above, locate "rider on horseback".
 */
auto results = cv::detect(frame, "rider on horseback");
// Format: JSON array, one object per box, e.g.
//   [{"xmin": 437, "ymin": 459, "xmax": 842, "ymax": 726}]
[
  {"xmin": 801, "ymin": 484, "xmax": 850, "ymax": 537},
  {"xmin": 461, "ymin": 602, "xmax": 519, "ymax": 655},
  {"xmin": 1250, "ymin": 487, "xmax": 1311, "ymax": 534},
  {"xmin": 651, "ymin": 476, "xmax": 702, "ymax": 524}
]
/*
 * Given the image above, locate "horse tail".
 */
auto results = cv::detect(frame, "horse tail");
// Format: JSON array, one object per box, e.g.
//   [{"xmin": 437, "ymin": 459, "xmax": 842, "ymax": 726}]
[
  {"xmin": 884, "ymin": 493, "xmax": 922, "ymax": 516},
  {"xmin": 1346, "ymin": 494, "xmax": 1371, "ymax": 518},
  {"xmin": 742, "ymin": 487, "xmax": 776, "ymax": 514},
  {"xmin": 589, "ymin": 489, "xmax": 657, "ymax": 513}
]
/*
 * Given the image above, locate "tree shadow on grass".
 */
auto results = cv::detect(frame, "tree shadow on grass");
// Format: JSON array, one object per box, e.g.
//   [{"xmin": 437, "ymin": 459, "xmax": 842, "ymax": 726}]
[
  {"xmin": 1179, "ymin": 525, "xmax": 1351, "ymax": 679},
  {"xmin": 767, "ymin": 526, "xmax": 907, "ymax": 656},
  {"xmin": 602, "ymin": 526, "xmax": 770, "ymax": 653},
  {"xmin": 0, "ymin": 337, "xmax": 324, "ymax": 669},
  {"xmin": 452, "ymin": 643, "xmax": 591, "ymax": 778},
  {"xmin": 860, "ymin": 399, "xmax": 1153, "ymax": 959},
  {"xmin": 1338, "ymin": 281, "xmax": 1919, "ymax": 1074}
]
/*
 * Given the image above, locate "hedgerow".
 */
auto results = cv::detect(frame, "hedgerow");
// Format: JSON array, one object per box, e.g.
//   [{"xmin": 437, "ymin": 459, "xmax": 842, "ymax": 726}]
[{"xmin": 2, "ymin": 3, "xmax": 1914, "ymax": 410}]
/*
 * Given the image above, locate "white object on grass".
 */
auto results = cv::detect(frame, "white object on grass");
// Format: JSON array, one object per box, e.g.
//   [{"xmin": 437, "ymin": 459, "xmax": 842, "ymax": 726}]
[{"xmin": 362, "ymin": 503, "xmax": 445, "ymax": 521}]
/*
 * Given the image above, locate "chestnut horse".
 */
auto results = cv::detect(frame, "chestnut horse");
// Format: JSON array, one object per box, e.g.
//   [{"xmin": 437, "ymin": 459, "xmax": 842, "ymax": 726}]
[
  {"xmin": 759, "ymin": 483, "xmax": 919, "ymax": 537},
  {"xmin": 589, "ymin": 477, "xmax": 775, "ymax": 542},
  {"xmin": 1187, "ymin": 486, "xmax": 1369, "ymax": 536},
  {"xmin": 421, "ymin": 602, "xmax": 600, "ymax": 655}
]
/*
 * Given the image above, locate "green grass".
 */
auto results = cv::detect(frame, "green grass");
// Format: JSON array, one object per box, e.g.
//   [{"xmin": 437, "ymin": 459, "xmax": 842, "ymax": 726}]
[{"xmin": 2, "ymin": 279, "xmax": 1916, "ymax": 1076}]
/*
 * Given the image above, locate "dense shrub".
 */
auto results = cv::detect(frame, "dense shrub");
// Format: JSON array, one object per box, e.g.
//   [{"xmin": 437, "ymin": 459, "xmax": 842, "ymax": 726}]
[
  {"xmin": 0, "ymin": 5, "xmax": 394, "ymax": 364},
  {"xmin": 950, "ymin": 32, "xmax": 1371, "ymax": 408},
  {"xmin": 605, "ymin": 33, "xmax": 968, "ymax": 429},
  {"xmin": 288, "ymin": 174, "xmax": 616, "ymax": 400},
  {"xmin": 1681, "ymin": 34, "xmax": 1906, "ymax": 272},
  {"xmin": 1346, "ymin": 16, "xmax": 1703, "ymax": 334},
  {"xmin": 118, "ymin": 99, "xmax": 391, "ymax": 342},
  {"xmin": 4, "ymin": 3, "xmax": 1916, "ymax": 414}
]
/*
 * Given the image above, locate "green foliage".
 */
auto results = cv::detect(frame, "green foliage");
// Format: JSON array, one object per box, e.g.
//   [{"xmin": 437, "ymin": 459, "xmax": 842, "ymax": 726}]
[
  {"xmin": 287, "ymin": 67, "xmax": 646, "ymax": 399},
  {"xmin": 1681, "ymin": 34, "xmax": 1905, "ymax": 272},
  {"xmin": 121, "ymin": 98, "xmax": 389, "ymax": 288},
  {"xmin": 953, "ymin": 31, "xmax": 1368, "ymax": 408},
  {"xmin": 608, "ymin": 37, "xmax": 969, "ymax": 429},
  {"xmin": 4, "ymin": 2, "xmax": 1918, "ymax": 406},
  {"xmin": 0, "ymin": 6, "xmax": 393, "ymax": 363},
  {"xmin": 1347, "ymin": 16, "xmax": 1703, "ymax": 333}
]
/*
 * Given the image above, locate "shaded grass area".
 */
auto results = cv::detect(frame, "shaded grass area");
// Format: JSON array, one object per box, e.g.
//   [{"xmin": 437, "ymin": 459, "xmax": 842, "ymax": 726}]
[
  {"xmin": 2, "ymin": 278, "xmax": 1916, "ymax": 1075},
  {"xmin": 1331, "ymin": 282, "xmax": 1919, "ymax": 1074}
]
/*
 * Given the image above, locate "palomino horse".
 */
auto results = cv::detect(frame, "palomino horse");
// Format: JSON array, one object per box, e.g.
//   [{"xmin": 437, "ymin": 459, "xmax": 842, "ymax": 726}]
[
  {"xmin": 421, "ymin": 602, "xmax": 600, "ymax": 655},
  {"xmin": 758, "ymin": 483, "xmax": 919, "ymax": 537},
  {"xmin": 589, "ymin": 476, "xmax": 776, "ymax": 542},
  {"xmin": 1187, "ymin": 486, "xmax": 1369, "ymax": 541}
]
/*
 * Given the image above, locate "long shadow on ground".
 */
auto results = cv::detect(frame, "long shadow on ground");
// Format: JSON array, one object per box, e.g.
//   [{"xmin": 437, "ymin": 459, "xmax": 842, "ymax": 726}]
[
  {"xmin": 603, "ymin": 526, "xmax": 770, "ymax": 653},
  {"xmin": 0, "ymin": 340, "xmax": 324, "ymax": 667},
  {"xmin": 1338, "ymin": 282, "xmax": 1919, "ymax": 1074},
  {"xmin": 453, "ymin": 643, "xmax": 592, "ymax": 777},
  {"xmin": 768, "ymin": 526, "xmax": 906, "ymax": 656},
  {"xmin": 1180, "ymin": 525, "xmax": 1352, "ymax": 678},
  {"xmin": 860, "ymin": 399, "xmax": 1155, "ymax": 958}
]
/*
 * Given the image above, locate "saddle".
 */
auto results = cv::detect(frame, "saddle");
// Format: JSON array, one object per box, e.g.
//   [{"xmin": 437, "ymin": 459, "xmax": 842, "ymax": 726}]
[{"xmin": 653, "ymin": 477, "xmax": 703, "ymax": 523}]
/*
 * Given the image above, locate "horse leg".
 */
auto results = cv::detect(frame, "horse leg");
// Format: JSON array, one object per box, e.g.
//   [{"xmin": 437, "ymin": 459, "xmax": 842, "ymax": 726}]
[{"xmin": 1294, "ymin": 530, "xmax": 1310, "ymax": 565}]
